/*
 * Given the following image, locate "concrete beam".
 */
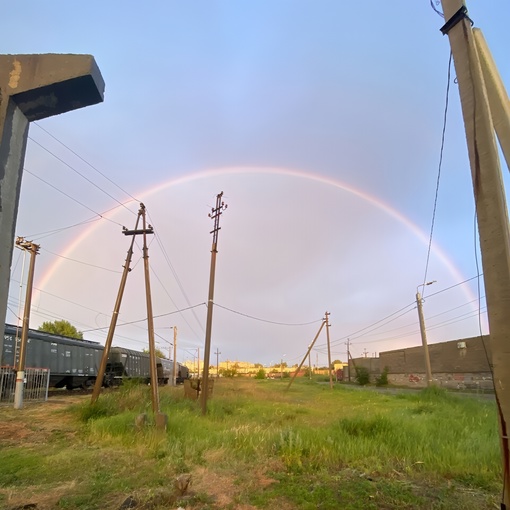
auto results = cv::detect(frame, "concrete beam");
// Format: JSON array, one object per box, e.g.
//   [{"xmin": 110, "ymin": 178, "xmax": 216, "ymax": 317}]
[{"xmin": 0, "ymin": 54, "xmax": 104, "ymax": 361}]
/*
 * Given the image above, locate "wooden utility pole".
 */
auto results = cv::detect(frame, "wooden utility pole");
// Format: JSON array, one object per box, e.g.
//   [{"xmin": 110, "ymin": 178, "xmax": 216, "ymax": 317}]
[
  {"xmin": 201, "ymin": 192, "xmax": 227, "ymax": 415},
  {"xmin": 286, "ymin": 319, "xmax": 326, "ymax": 391},
  {"xmin": 91, "ymin": 208, "xmax": 143, "ymax": 404},
  {"xmin": 439, "ymin": 1, "xmax": 510, "ymax": 505},
  {"xmin": 13, "ymin": 238, "xmax": 39, "ymax": 410}
]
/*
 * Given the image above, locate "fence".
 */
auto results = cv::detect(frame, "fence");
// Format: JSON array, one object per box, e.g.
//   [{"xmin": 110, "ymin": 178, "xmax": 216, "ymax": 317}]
[{"xmin": 0, "ymin": 366, "xmax": 50, "ymax": 403}]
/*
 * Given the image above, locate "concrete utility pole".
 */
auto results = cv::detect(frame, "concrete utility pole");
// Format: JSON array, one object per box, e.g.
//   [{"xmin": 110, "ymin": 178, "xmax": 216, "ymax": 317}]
[
  {"xmin": 346, "ymin": 338, "xmax": 351, "ymax": 382},
  {"xmin": 215, "ymin": 348, "xmax": 221, "ymax": 377},
  {"xmin": 13, "ymin": 238, "xmax": 39, "ymax": 409},
  {"xmin": 91, "ymin": 210, "xmax": 142, "ymax": 404},
  {"xmin": 201, "ymin": 192, "xmax": 227, "ymax": 415},
  {"xmin": 416, "ymin": 281, "xmax": 435, "ymax": 386},
  {"xmin": 439, "ymin": 1, "xmax": 510, "ymax": 505},
  {"xmin": 325, "ymin": 312, "xmax": 333, "ymax": 389},
  {"xmin": 0, "ymin": 54, "xmax": 104, "ymax": 362},
  {"xmin": 140, "ymin": 204, "xmax": 161, "ymax": 417},
  {"xmin": 172, "ymin": 326, "xmax": 178, "ymax": 386}
]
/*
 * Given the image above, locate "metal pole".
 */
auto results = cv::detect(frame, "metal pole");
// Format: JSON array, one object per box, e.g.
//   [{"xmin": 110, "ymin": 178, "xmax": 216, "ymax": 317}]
[
  {"xmin": 91, "ymin": 211, "xmax": 141, "ymax": 404},
  {"xmin": 13, "ymin": 239, "xmax": 39, "ymax": 409},
  {"xmin": 416, "ymin": 289, "xmax": 433, "ymax": 386},
  {"xmin": 439, "ymin": 2, "xmax": 510, "ymax": 503},
  {"xmin": 201, "ymin": 192, "xmax": 227, "ymax": 415},
  {"xmin": 215, "ymin": 348, "xmax": 221, "ymax": 377}
]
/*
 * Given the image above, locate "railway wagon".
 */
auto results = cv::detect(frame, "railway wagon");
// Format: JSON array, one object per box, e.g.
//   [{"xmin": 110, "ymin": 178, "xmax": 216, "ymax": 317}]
[
  {"xmin": 2, "ymin": 325, "xmax": 187, "ymax": 389},
  {"xmin": 2, "ymin": 324, "xmax": 104, "ymax": 389},
  {"xmin": 106, "ymin": 347, "xmax": 173, "ymax": 385}
]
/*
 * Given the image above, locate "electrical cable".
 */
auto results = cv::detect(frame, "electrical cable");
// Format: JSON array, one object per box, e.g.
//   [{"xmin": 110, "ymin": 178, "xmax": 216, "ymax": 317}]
[
  {"xmin": 24, "ymin": 167, "xmax": 126, "ymax": 228},
  {"xmin": 28, "ymin": 136, "xmax": 137, "ymax": 215},
  {"xmin": 42, "ymin": 248, "xmax": 122, "ymax": 273},
  {"xmin": 33, "ymin": 122, "xmax": 140, "ymax": 203},
  {"xmin": 422, "ymin": 51, "xmax": 452, "ymax": 295},
  {"xmin": 213, "ymin": 302, "xmax": 323, "ymax": 326}
]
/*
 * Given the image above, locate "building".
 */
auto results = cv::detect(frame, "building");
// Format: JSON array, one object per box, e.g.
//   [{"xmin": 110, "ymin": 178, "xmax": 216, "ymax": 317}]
[{"xmin": 348, "ymin": 336, "xmax": 493, "ymax": 390}]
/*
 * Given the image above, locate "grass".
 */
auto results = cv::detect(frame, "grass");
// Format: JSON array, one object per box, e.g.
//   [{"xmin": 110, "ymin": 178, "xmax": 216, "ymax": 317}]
[{"xmin": 0, "ymin": 378, "xmax": 502, "ymax": 509}]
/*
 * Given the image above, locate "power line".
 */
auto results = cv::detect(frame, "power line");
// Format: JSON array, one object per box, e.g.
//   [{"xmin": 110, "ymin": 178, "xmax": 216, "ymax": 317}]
[
  {"xmin": 213, "ymin": 302, "xmax": 323, "ymax": 326},
  {"xmin": 27, "ymin": 136, "xmax": 137, "ymax": 215},
  {"xmin": 42, "ymin": 248, "xmax": 122, "ymax": 273},
  {"xmin": 34, "ymin": 122, "xmax": 140, "ymax": 203},
  {"xmin": 24, "ymin": 167, "xmax": 125, "ymax": 229},
  {"xmin": 422, "ymin": 51, "xmax": 452, "ymax": 293}
]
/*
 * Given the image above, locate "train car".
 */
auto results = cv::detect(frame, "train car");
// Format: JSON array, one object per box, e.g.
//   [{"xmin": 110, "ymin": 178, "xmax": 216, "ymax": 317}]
[
  {"xmin": 2, "ymin": 325, "xmax": 188, "ymax": 389},
  {"xmin": 2, "ymin": 324, "xmax": 104, "ymax": 389},
  {"xmin": 176, "ymin": 363, "xmax": 189, "ymax": 384},
  {"xmin": 106, "ymin": 347, "xmax": 174, "ymax": 385}
]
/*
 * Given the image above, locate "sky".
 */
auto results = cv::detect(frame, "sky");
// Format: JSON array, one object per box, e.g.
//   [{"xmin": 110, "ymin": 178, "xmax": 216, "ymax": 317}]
[{"xmin": 2, "ymin": 1, "xmax": 510, "ymax": 368}]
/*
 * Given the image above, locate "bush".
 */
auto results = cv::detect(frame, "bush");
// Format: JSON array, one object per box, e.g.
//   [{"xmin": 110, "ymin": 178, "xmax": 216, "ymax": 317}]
[
  {"xmin": 375, "ymin": 366, "xmax": 389, "ymax": 387},
  {"xmin": 254, "ymin": 368, "xmax": 266, "ymax": 379},
  {"xmin": 355, "ymin": 366, "xmax": 370, "ymax": 386}
]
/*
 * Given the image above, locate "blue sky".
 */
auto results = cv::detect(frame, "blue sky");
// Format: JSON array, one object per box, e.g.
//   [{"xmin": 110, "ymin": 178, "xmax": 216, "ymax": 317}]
[{"xmin": 2, "ymin": 1, "xmax": 510, "ymax": 366}]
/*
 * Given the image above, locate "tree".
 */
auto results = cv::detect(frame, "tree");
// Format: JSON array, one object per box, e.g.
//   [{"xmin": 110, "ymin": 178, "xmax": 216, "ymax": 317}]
[
  {"xmin": 39, "ymin": 319, "xmax": 83, "ymax": 339},
  {"xmin": 142, "ymin": 347, "xmax": 166, "ymax": 359},
  {"xmin": 355, "ymin": 366, "xmax": 370, "ymax": 386}
]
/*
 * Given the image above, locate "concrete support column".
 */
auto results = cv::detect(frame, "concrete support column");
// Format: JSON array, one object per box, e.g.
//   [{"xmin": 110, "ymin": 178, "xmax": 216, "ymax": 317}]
[{"xmin": 0, "ymin": 54, "xmax": 104, "ymax": 358}]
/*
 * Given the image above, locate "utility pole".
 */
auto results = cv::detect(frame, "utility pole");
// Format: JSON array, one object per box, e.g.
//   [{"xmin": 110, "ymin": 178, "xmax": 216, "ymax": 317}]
[
  {"xmin": 13, "ymin": 238, "xmax": 39, "ymax": 410},
  {"xmin": 215, "ymin": 348, "xmax": 221, "ymax": 377},
  {"xmin": 140, "ymin": 204, "xmax": 161, "ymax": 415},
  {"xmin": 287, "ymin": 319, "xmax": 326, "ymax": 391},
  {"xmin": 308, "ymin": 346, "xmax": 312, "ymax": 380},
  {"xmin": 325, "ymin": 312, "xmax": 333, "ymax": 389},
  {"xmin": 346, "ymin": 338, "xmax": 351, "ymax": 382},
  {"xmin": 201, "ymin": 192, "xmax": 227, "ymax": 415},
  {"xmin": 416, "ymin": 281, "xmax": 435, "ymax": 386},
  {"xmin": 92, "ymin": 208, "xmax": 143, "ymax": 404},
  {"xmin": 172, "ymin": 326, "xmax": 177, "ymax": 386},
  {"xmin": 439, "ymin": 1, "xmax": 510, "ymax": 504}
]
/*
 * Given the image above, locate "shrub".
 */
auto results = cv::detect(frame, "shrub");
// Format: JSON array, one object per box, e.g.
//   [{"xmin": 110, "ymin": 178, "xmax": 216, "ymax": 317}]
[
  {"xmin": 354, "ymin": 366, "xmax": 370, "ymax": 386},
  {"xmin": 254, "ymin": 368, "xmax": 266, "ymax": 379},
  {"xmin": 375, "ymin": 366, "xmax": 389, "ymax": 387}
]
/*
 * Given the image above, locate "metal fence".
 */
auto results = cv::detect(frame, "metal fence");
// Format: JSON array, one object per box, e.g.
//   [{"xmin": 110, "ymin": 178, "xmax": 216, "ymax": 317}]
[{"xmin": 0, "ymin": 366, "xmax": 50, "ymax": 403}]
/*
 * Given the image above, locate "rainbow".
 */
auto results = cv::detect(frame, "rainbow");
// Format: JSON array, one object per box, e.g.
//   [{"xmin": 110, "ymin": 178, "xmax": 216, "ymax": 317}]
[{"xmin": 36, "ymin": 166, "xmax": 470, "ymax": 296}]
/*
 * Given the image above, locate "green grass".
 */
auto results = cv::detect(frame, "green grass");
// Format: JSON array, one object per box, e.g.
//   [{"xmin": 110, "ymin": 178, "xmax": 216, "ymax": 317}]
[{"xmin": 0, "ymin": 379, "xmax": 501, "ymax": 509}]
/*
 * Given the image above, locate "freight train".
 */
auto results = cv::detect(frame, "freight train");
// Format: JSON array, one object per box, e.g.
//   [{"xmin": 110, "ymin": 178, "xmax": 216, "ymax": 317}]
[{"xmin": 1, "ymin": 324, "xmax": 189, "ymax": 390}]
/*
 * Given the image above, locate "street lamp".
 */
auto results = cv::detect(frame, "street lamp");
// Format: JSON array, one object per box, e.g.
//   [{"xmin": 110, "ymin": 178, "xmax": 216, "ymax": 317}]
[{"xmin": 416, "ymin": 281, "xmax": 436, "ymax": 386}]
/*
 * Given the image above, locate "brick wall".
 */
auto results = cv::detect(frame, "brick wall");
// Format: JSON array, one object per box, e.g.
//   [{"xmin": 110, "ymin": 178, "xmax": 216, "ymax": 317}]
[{"xmin": 346, "ymin": 336, "xmax": 493, "ymax": 389}]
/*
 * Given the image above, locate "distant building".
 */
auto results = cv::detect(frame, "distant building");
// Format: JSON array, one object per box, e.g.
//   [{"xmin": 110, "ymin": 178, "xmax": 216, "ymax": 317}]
[{"xmin": 348, "ymin": 336, "xmax": 493, "ymax": 390}]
